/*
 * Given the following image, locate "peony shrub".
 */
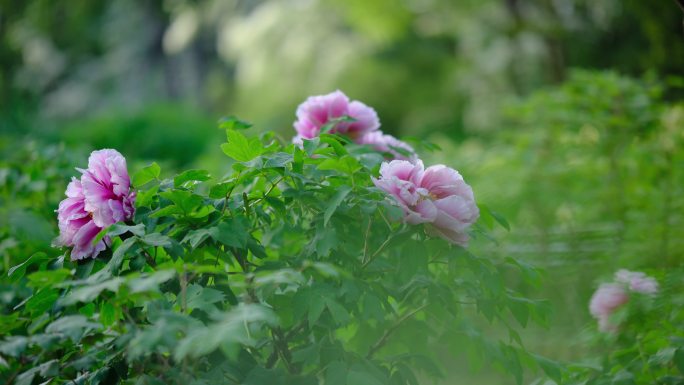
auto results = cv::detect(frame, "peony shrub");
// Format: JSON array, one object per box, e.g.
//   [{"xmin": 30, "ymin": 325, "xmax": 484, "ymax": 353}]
[
  {"xmin": 560, "ymin": 268, "xmax": 684, "ymax": 385},
  {"xmin": 1, "ymin": 93, "xmax": 559, "ymax": 385},
  {"xmin": 589, "ymin": 269, "xmax": 658, "ymax": 332}
]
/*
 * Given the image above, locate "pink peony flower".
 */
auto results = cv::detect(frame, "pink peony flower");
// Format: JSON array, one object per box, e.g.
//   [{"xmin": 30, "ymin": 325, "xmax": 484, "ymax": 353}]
[
  {"xmin": 372, "ymin": 160, "xmax": 437, "ymax": 224},
  {"xmin": 79, "ymin": 149, "xmax": 136, "ymax": 228},
  {"xmin": 373, "ymin": 160, "xmax": 479, "ymax": 246},
  {"xmin": 356, "ymin": 131, "xmax": 417, "ymax": 161},
  {"xmin": 589, "ymin": 283, "xmax": 629, "ymax": 332},
  {"xmin": 293, "ymin": 90, "xmax": 380, "ymax": 140},
  {"xmin": 421, "ymin": 165, "xmax": 479, "ymax": 246},
  {"xmin": 56, "ymin": 149, "xmax": 135, "ymax": 261},
  {"xmin": 56, "ymin": 178, "xmax": 108, "ymax": 260},
  {"xmin": 615, "ymin": 269, "xmax": 659, "ymax": 294}
]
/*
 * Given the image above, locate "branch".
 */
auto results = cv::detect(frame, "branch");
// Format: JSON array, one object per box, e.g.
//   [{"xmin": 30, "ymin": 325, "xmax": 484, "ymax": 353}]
[
  {"xmin": 142, "ymin": 249, "xmax": 157, "ymax": 268},
  {"xmin": 366, "ymin": 304, "xmax": 428, "ymax": 359},
  {"xmin": 362, "ymin": 235, "xmax": 393, "ymax": 268},
  {"xmin": 266, "ymin": 327, "xmax": 299, "ymax": 373}
]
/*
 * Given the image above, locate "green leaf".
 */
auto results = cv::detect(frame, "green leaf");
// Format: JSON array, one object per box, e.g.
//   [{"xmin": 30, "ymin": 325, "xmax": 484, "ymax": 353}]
[
  {"xmin": 347, "ymin": 368, "xmax": 385, "ymax": 385},
  {"xmin": 62, "ymin": 277, "xmax": 124, "ymax": 305},
  {"xmin": 94, "ymin": 223, "xmax": 145, "ymax": 245},
  {"xmin": 136, "ymin": 184, "xmax": 159, "ymax": 207},
  {"xmin": 324, "ymin": 186, "xmax": 352, "ymax": 227},
  {"xmin": 210, "ymin": 219, "xmax": 248, "ymax": 249},
  {"xmin": 325, "ymin": 361, "xmax": 347, "ymax": 385},
  {"xmin": 174, "ymin": 304, "xmax": 276, "ymax": 360},
  {"xmin": 127, "ymin": 270, "xmax": 175, "ymax": 293},
  {"xmin": 8, "ymin": 252, "xmax": 50, "ymax": 279},
  {"xmin": 362, "ymin": 294, "xmax": 385, "ymax": 322},
  {"xmin": 45, "ymin": 315, "xmax": 100, "ymax": 341},
  {"xmin": 141, "ymin": 233, "xmax": 172, "ymax": 247},
  {"xmin": 319, "ymin": 116, "xmax": 356, "ymax": 134},
  {"xmin": 174, "ymin": 169, "xmax": 211, "ymax": 188},
  {"xmin": 24, "ymin": 289, "xmax": 59, "ymax": 315},
  {"xmin": 532, "ymin": 353, "xmax": 562, "ymax": 383},
  {"xmin": 159, "ymin": 190, "xmax": 203, "ymax": 214},
  {"xmin": 508, "ymin": 297, "xmax": 530, "ymax": 328},
  {"xmin": 0, "ymin": 313, "xmax": 24, "ymax": 333},
  {"xmin": 326, "ymin": 299, "xmax": 350, "ymax": 325},
  {"xmin": 292, "ymin": 343, "xmax": 320, "ymax": 364},
  {"xmin": 0, "ymin": 336, "xmax": 28, "ymax": 357},
  {"xmin": 182, "ymin": 228, "xmax": 213, "ymax": 249},
  {"xmin": 318, "ymin": 156, "xmax": 361, "ymax": 175},
  {"xmin": 247, "ymin": 238, "xmax": 267, "ymax": 259},
  {"xmin": 100, "ymin": 302, "xmax": 119, "ymax": 327},
  {"xmin": 132, "ymin": 162, "xmax": 161, "ymax": 187},
  {"xmin": 221, "ymin": 130, "xmax": 262, "ymax": 162},
  {"xmin": 302, "ymin": 137, "xmax": 320, "ymax": 156},
  {"xmin": 184, "ymin": 284, "xmax": 225, "ymax": 314},
  {"xmin": 314, "ymin": 228, "xmax": 338, "ymax": 256},
  {"xmin": 26, "ymin": 269, "xmax": 71, "ymax": 288},
  {"xmin": 294, "ymin": 289, "xmax": 327, "ymax": 326},
  {"xmin": 219, "ymin": 115, "xmax": 253, "ymax": 130},
  {"xmin": 319, "ymin": 134, "xmax": 350, "ymax": 156},
  {"xmin": 109, "ymin": 237, "xmax": 139, "ymax": 274},
  {"xmin": 674, "ymin": 348, "xmax": 684, "ymax": 374},
  {"xmin": 209, "ymin": 182, "xmax": 233, "ymax": 199},
  {"xmin": 490, "ymin": 210, "xmax": 510, "ymax": 231}
]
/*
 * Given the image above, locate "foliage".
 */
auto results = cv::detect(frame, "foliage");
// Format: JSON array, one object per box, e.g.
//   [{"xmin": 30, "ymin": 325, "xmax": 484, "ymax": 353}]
[
  {"xmin": 560, "ymin": 269, "xmax": 684, "ymax": 385},
  {"xmin": 0, "ymin": 122, "xmax": 557, "ymax": 384}
]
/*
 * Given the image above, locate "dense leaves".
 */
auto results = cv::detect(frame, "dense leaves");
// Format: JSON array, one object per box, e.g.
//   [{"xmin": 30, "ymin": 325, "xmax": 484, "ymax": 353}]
[{"xmin": 0, "ymin": 123, "xmax": 554, "ymax": 384}]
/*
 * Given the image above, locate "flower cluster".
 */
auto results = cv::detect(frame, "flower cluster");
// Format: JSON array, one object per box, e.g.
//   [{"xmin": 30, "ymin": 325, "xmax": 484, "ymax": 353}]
[
  {"xmin": 372, "ymin": 160, "xmax": 479, "ymax": 246},
  {"xmin": 293, "ymin": 90, "xmax": 415, "ymax": 161},
  {"xmin": 56, "ymin": 149, "xmax": 135, "ymax": 260},
  {"xmin": 589, "ymin": 269, "xmax": 658, "ymax": 332}
]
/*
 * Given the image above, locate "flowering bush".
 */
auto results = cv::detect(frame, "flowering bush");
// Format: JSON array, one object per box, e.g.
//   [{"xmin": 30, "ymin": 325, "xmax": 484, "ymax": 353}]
[
  {"xmin": 589, "ymin": 270, "xmax": 658, "ymax": 332},
  {"xmin": 0, "ymin": 93, "xmax": 559, "ymax": 385},
  {"xmin": 560, "ymin": 269, "xmax": 684, "ymax": 385}
]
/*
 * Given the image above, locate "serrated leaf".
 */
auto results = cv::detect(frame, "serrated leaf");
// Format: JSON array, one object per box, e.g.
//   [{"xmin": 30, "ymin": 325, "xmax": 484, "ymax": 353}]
[
  {"xmin": 324, "ymin": 186, "xmax": 351, "ymax": 227},
  {"xmin": 141, "ymin": 233, "xmax": 172, "ymax": 247},
  {"xmin": 182, "ymin": 228, "xmax": 213, "ymax": 249},
  {"xmin": 210, "ymin": 219, "xmax": 248, "ymax": 249},
  {"xmin": 184, "ymin": 284, "xmax": 225, "ymax": 314},
  {"xmin": 221, "ymin": 130, "xmax": 262, "ymax": 162},
  {"xmin": 132, "ymin": 162, "xmax": 161, "ymax": 187},
  {"xmin": 174, "ymin": 169, "xmax": 211, "ymax": 188},
  {"xmin": 294, "ymin": 289, "xmax": 327, "ymax": 326}
]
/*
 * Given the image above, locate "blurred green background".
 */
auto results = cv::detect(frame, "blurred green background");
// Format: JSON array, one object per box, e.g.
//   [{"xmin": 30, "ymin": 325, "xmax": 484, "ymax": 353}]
[{"xmin": 1, "ymin": 1, "xmax": 684, "ymax": 383}]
